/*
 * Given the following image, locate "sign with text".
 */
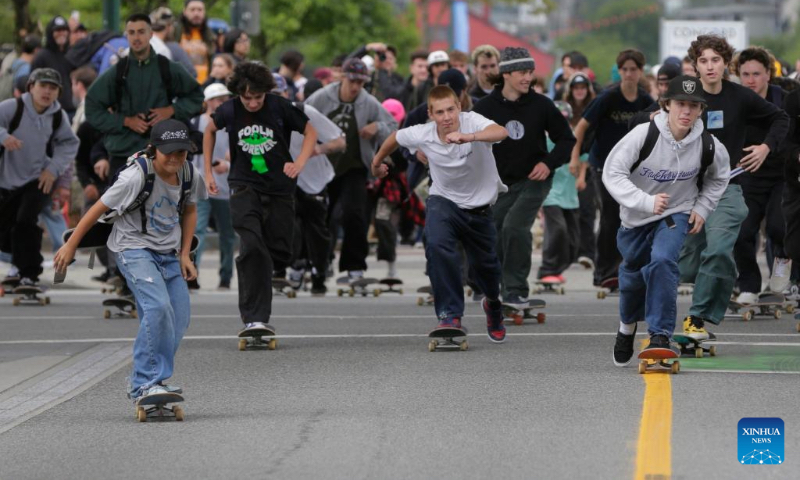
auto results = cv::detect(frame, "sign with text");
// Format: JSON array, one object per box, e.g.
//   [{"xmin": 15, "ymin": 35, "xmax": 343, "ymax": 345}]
[{"xmin": 660, "ymin": 20, "xmax": 748, "ymax": 62}]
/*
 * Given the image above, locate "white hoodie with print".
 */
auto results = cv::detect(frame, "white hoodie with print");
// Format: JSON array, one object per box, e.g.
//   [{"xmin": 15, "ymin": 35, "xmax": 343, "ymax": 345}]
[{"xmin": 602, "ymin": 110, "xmax": 730, "ymax": 229}]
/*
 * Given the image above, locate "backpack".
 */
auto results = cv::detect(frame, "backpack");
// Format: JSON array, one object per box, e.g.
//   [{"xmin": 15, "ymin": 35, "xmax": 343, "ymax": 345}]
[
  {"xmin": 101, "ymin": 151, "xmax": 195, "ymax": 234},
  {"xmin": 630, "ymin": 120, "xmax": 715, "ymax": 189},
  {"xmin": 0, "ymin": 61, "xmax": 22, "ymax": 102},
  {"xmin": 113, "ymin": 54, "xmax": 174, "ymax": 111},
  {"xmin": 65, "ymin": 31, "xmax": 121, "ymax": 69},
  {"xmin": 0, "ymin": 97, "xmax": 64, "ymax": 158}
]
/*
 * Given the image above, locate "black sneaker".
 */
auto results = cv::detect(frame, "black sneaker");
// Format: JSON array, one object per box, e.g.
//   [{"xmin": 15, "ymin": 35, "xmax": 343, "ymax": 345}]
[
  {"xmin": 612, "ymin": 323, "xmax": 637, "ymax": 367},
  {"xmin": 310, "ymin": 275, "xmax": 327, "ymax": 296},
  {"xmin": 91, "ymin": 270, "xmax": 111, "ymax": 283},
  {"xmin": 647, "ymin": 334, "xmax": 671, "ymax": 350}
]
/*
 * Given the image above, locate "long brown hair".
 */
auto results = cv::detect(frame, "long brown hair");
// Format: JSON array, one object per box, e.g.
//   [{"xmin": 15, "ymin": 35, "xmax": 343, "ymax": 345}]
[{"xmin": 562, "ymin": 72, "xmax": 596, "ymax": 127}]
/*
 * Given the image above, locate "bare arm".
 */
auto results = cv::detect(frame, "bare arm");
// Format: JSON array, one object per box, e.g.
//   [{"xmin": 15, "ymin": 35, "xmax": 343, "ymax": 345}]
[
  {"xmin": 371, "ymin": 131, "xmax": 400, "ymax": 178},
  {"xmin": 570, "ymin": 118, "xmax": 590, "ymax": 176},
  {"xmin": 179, "ymin": 204, "xmax": 198, "ymax": 281},
  {"xmin": 316, "ymin": 136, "xmax": 346, "ymax": 156},
  {"xmin": 203, "ymin": 120, "xmax": 219, "ymax": 195}
]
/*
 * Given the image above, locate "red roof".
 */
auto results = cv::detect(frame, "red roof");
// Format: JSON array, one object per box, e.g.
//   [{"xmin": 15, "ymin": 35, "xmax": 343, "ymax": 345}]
[{"xmin": 420, "ymin": 1, "xmax": 554, "ymax": 75}]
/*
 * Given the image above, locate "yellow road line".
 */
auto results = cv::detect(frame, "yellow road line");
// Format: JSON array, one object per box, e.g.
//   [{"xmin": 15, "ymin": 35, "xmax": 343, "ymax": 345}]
[{"xmin": 634, "ymin": 369, "xmax": 673, "ymax": 480}]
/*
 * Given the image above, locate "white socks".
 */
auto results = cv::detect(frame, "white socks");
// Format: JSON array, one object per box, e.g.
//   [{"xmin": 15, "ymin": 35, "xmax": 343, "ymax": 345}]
[{"xmin": 619, "ymin": 321, "xmax": 636, "ymax": 335}]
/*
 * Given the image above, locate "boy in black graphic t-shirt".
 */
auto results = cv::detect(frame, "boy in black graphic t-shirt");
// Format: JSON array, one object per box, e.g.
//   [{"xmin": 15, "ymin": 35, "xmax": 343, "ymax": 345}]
[{"xmin": 203, "ymin": 61, "xmax": 317, "ymax": 336}]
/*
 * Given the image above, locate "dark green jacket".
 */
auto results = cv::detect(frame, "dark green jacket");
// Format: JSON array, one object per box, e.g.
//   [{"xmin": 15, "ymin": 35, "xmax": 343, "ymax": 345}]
[{"xmin": 85, "ymin": 49, "xmax": 203, "ymax": 158}]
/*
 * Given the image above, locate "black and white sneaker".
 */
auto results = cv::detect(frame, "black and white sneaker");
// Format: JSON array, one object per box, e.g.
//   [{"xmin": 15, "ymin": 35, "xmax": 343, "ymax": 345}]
[{"xmin": 612, "ymin": 323, "xmax": 637, "ymax": 367}]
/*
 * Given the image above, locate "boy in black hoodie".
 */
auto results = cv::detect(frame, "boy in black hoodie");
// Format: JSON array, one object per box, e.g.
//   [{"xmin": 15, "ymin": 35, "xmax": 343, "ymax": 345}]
[
  {"xmin": 473, "ymin": 47, "xmax": 575, "ymax": 307},
  {"xmin": 31, "ymin": 16, "xmax": 75, "ymax": 117}
]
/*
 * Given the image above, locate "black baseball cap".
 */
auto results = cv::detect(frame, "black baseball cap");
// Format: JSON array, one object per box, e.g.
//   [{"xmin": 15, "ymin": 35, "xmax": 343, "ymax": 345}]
[
  {"xmin": 664, "ymin": 75, "xmax": 706, "ymax": 104},
  {"xmin": 437, "ymin": 68, "xmax": 466, "ymax": 97},
  {"xmin": 150, "ymin": 119, "xmax": 196, "ymax": 154}
]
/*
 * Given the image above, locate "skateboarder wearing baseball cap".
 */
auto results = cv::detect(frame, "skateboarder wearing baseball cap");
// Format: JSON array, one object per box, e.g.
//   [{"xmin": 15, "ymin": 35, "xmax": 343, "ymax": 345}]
[
  {"xmin": 602, "ymin": 75, "xmax": 729, "ymax": 365},
  {"xmin": 55, "ymin": 119, "xmax": 207, "ymax": 403}
]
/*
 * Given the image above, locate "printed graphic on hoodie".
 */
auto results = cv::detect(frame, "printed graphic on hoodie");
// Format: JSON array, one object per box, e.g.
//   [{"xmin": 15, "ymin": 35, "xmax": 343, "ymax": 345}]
[
  {"xmin": 237, "ymin": 125, "xmax": 277, "ymax": 174},
  {"xmin": 639, "ymin": 166, "xmax": 700, "ymax": 183}
]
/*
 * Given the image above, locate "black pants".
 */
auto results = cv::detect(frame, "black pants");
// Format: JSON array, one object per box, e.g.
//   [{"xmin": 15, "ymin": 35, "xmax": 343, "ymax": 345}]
[
  {"xmin": 294, "ymin": 188, "xmax": 331, "ymax": 277},
  {"xmin": 328, "ymin": 168, "xmax": 369, "ymax": 273},
  {"xmin": 230, "ymin": 185, "xmax": 294, "ymax": 325},
  {"xmin": 0, "ymin": 180, "xmax": 49, "ymax": 281},
  {"xmin": 578, "ymin": 167, "xmax": 598, "ymax": 260},
  {"xmin": 784, "ymin": 176, "xmax": 800, "ymax": 266},
  {"xmin": 373, "ymin": 196, "xmax": 399, "ymax": 263},
  {"xmin": 538, "ymin": 206, "xmax": 580, "ymax": 278},
  {"xmin": 735, "ymin": 177, "xmax": 786, "ymax": 293},
  {"xmin": 592, "ymin": 166, "xmax": 622, "ymax": 285}
]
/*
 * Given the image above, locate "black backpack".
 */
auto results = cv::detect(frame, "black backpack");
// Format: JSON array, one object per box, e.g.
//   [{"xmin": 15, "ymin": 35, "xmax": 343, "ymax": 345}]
[
  {"xmin": 0, "ymin": 97, "xmax": 63, "ymax": 158},
  {"xmin": 113, "ymin": 54, "xmax": 174, "ymax": 111},
  {"xmin": 101, "ymin": 151, "xmax": 194, "ymax": 234},
  {"xmin": 631, "ymin": 120, "xmax": 715, "ymax": 189}
]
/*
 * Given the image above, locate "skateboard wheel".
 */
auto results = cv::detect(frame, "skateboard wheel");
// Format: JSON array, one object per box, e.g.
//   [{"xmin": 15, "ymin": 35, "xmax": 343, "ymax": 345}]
[
  {"xmin": 337, "ymin": 289, "xmax": 343, "ymax": 297},
  {"xmin": 460, "ymin": 341, "xmax": 468, "ymax": 351},
  {"xmin": 638, "ymin": 361, "xmax": 646, "ymax": 374},
  {"xmin": 513, "ymin": 315, "xmax": 523, "ymax": 326},
  {"xmin": 671, "ymin": 361, "xmax": 680, "ymax": 374},
  {"xmin": 786, "ymin": 304, "xmax": 795, "ymax": 314},
  {"xmin": 137, "ymin": 407, "xmax": 147, "ymax": 422},
  {"xmin": 743, "ymin": 310, "xmax": 753, "ymax": 321},
  {"xmin": 558, "ymin": 287, "xmax": 565, "ymax": 295},
  {"xmin": 709, "ymin": 345, "xmax": 717, "ymax": 356},
  {"xmin": 373, "ymin": 289, "xmax": 381, "ymax": 297},
  {"xmin": 0, "ymin": 289, "xmax": 4, "ymax": 297},
  {"xmin": 238, "ymin": 339, "xmax": 247, "ymax": 351},
  {"xmin": 428, "ymin": 340, "xmax": 436, "ymax": 352},
  {"xmin": 39, "ymin": 298, "xmax": 46, "ymax": 306},
  {"xmin": 268, "ymin": 338, "xmax": 277, "ymax": 350},
  {"xmin": 695, "ymin": 348, "xmax": 703, "ymax": 358},
  {"xmin": 348, "ymin": 289, "xmax": 355, "ymax": 297},
  {"xmin": 597, "ymin": 291, "xmax": 606, "ymax": 300},
  {"xmin": 466, "ymin": 288, "xmax": 473, "ymax": 296},
  {"xmin": 45, "ymin": 296, "xmax": 50, "ymax": 305},
  {"xmin": 536, "ymin": 313, "xmax": 546, "ymax": 324},
  {"xmin": 796, "ymin": 322, "xmax": 800, "ymax": 333},
  {"xmin": 104, "ymin": 309, "xmax": 111, "ymax": 319},
  {"xmin": 131, "ymin": 309, "xmax": 138, "ymax": 319},
  {"xmin": 12, "ymin": 297, "xmax": 20, "ymax": 306},
  {"xmin": 174, "ymin": 405, "xmax": 185, "ymax": 421},
  {"xmin": 398, "ymin": 289, "xmax": 403, "ymax": 295},
  {"xmin": 417, "ymin": 297, "xmax": 424, "ymax": 306},
  {"xmin": 773, "ymin": 309, "xmax": 782, "ymax": 319}
]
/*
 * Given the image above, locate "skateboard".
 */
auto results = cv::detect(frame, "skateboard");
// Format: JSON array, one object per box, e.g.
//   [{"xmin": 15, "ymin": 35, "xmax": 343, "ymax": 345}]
[
  {"xmin": 11, "ymin": 285, "xmax": 50, "ymax": 306},
  {"xmin": 135, "ymin": 391, "xmax": 185, "ymax": 422},
  {"xmin": 237, "ymin": 324, "xmax": 277, "ymax": 351},
  {"xmin": 532, "ymin": 279, "xmax": 565, "ymax": 295},
  {"xmin": 596, "ymin": 277, "xmax": 619, "ymax": 299},
  {"xmin": 637, "ymin": 346, "xmax": 681, "ymax": 374},
  {"xmin": 728, "ymin": 293, "xmax": 787, "ymax": 321},
  {"xmin": 678, "ymin": 283, "xmax": 694, "ymax": 296},
  {"xmin": 103, "ymin": 297, "xmax": 137, "ymax": 319},
  {"xmin": 272, "ymin": 278, "xmax": 297, "ymax": 298},
  {"xmin": 336, "ymin": 277, "xmax": 380, "ymax": 297},
  {"xmin": 101, "ymin": 275, "xmax": 126, "ymax": 295},
  {"xmin": 416, "ymin": 285, "xmax": 434, "ymax": 306},
  {"xmin": 501, "ymin": 299, "xmax": 546, "ymax": 326},
  {"xmin": 0, "ymin": 276, "xmax": 19, "ymax": 297},
  {"xmin": 673, "ymin": 332, "xmax": 717, "ymax": 358},
  {"xmin": 428, "ymin": 325, "xmax": 468, "ymax": 352},
  {"xmin": 373, "ymin": 278, "xmax": 403, "ymax": 296}
]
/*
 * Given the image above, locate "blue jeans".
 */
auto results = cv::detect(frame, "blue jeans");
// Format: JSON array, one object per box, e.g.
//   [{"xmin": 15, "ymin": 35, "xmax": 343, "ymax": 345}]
[
  {"xmin": 424, "ymin": 195, "xmax": 501, "ymax": 322},
  {"xmin": 39, "ymin": 204, "xmax": 67, "ymax": 252},
  {"xmin": 617, "ymin": 214, "xmax": 689, "ymax": 337},
  {"xmin": 116, "ymin": 249, "xmax": 191, "ymax": 398},
  {"xmin": 195, "ymin": 198, "xmax": 235, "ymax": 285}
]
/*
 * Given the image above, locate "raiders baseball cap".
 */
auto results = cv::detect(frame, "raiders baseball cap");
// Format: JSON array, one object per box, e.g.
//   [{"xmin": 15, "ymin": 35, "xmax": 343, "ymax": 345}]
[
  {"xmin": 664, "ymin": 75, "xmax": 706, "ymax": 104},
  {"xmin": 150, "ymin": 119, "xmax": 196, "ymax": 154}
]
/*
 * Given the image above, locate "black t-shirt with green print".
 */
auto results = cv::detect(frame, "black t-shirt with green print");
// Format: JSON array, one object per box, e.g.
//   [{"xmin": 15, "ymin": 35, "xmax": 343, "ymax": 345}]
[{"xmin": 213, "ymin": 94, "xmax": 309, "ymax": 195}]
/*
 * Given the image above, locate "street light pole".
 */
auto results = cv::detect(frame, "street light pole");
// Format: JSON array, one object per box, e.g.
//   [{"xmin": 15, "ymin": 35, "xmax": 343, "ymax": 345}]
[{"xmin": 103, "ymin": 0, "xmax": 120, "ymax": 33}]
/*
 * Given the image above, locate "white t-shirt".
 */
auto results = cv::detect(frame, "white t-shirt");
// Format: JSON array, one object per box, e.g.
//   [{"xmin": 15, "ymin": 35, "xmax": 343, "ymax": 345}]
[
  {"xmin": 292, "ymin": 104, "xmax": 343, "ymax": 195},
  {"xmin": 101, "ymin": 161, "xmax": 207, "ymax": 253},
  {"xmin": 192, "ymin": 114, "xmax": 231, "ymax": 199},
  {"xmin": 396, "ymin": 111, "xmax": 507, "ymax": 208}
]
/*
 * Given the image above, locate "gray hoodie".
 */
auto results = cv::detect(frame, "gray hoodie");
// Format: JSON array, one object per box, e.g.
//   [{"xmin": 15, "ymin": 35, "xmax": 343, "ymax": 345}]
[
  {"xmin": 0, "ymin": 94, "xmax": 79, "ymax": 190},
  {"xmin": 305, "ymin": 81, "xmax": 397, "ymax": 172},
  {"xmin": 602, "ymin": 111, "xmax": 730, "ymax": 228}
]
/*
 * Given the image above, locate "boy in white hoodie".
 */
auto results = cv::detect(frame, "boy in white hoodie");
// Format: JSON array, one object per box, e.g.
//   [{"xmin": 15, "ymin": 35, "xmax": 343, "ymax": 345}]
[{"xmin": 603, "ymin": 76, "xmax": 730, "ymax": 365}]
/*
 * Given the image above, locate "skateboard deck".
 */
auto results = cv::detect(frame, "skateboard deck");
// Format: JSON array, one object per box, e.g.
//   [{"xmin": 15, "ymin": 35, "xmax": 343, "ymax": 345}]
[
  {"xmin": 374, "ymin": 278, "xmax": 403, "ymax": 296},
  {"xmin": 336, "ymin": 277, "xmax": 379, "ymax": 297},
  {"xmin": 416, "ymin": 285, "xmax": 434, "ymax": 306},
  {"xmin": 673, "ymin": 332, "xmax": 717, "ymax": 358},
  {"xmin": 532, "ymin": 280, "xmax": 565, "ymax": 295},
  {"xmin": 637, "ymin": 347, "xmax": 680, "ymax": 374},
  {"xmin": 238, "ymin": 325, "xmax": 277, "ymax": 351},
  {"xmin": 11, "ymin": 286, "xmax": 49, "ymax": 306},
  {"xmin": 272, "ymin": 278, "xmax": 297, "ymax": 298},
  {"xmin": 135, "ymin": 391, "xmax": 185, "ymax": 422},
  {"xmin": 428, "ymin": 326, "xmax": 468, "ymax": 352},
  {"xmin": 501, "ymin": 300, "xmax": 546, "ymax": 326},
  {"xmin": 728, "ymin": 293, "xmax": 787, "ymax": 321},
  {"xmin": 596, "ymin": 278, "xmax": 619, "ymax": 299},
  {"xmin": 103, "ymin": 297, "xmax": 137, "ymax": 319}
]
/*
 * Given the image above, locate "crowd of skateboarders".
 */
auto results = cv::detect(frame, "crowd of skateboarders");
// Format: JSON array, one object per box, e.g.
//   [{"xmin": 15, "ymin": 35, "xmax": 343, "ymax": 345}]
[{"xmin": 1, "ymin": 3, "xmax": 799, "ymax": 406}]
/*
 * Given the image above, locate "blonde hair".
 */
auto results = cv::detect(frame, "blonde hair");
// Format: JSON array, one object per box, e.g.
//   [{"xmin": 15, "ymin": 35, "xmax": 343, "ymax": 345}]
[
  {"xmin": 427, "ymin": 85, "xmax": 460, "ymax": 110},
  {"xmin": 471, "ymin": 45, "xmax": 500, "ymax": 66}
]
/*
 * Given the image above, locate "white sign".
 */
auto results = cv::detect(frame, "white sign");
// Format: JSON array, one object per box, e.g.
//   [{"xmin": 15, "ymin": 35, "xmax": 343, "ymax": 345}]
[{"xmin": 660, "ymin": 20, "xmax": 748, "ymax": 62}]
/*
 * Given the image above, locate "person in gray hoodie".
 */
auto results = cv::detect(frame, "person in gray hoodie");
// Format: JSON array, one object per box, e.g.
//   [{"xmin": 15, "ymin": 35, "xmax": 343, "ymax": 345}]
[
  {"xmin": 305, "ymin": 57, "xmax": 397, "ymax": 283},
  {"xmin": 602, "ymin": 75, "xmax": 729, "ymax": 366},
  {"xmin": 0, "ymin": 68, "xmax": 79, "ymax": 286}
]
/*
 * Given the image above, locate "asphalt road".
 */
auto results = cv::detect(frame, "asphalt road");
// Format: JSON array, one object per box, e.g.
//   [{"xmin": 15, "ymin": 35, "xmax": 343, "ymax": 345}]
[{"xmin": 0, "ymin": 248, "xmax": 798, "ymax": 480}]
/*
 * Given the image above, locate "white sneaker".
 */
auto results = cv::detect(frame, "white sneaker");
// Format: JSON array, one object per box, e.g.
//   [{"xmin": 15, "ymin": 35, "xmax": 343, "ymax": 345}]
[
  {"xmin": 244, "ymin": 321, "xmax": 268, "ymax": 331},
  {"xmin": 769, "ymin": 258, "xmax": 792, "ymax": 294},
  {"xmin": 736, "ymin": 292, "xmax": 759, "ymax": 305},
  {"xmin": 577, "ymin": 256, "xmax": 594, "ymax": 270}
]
